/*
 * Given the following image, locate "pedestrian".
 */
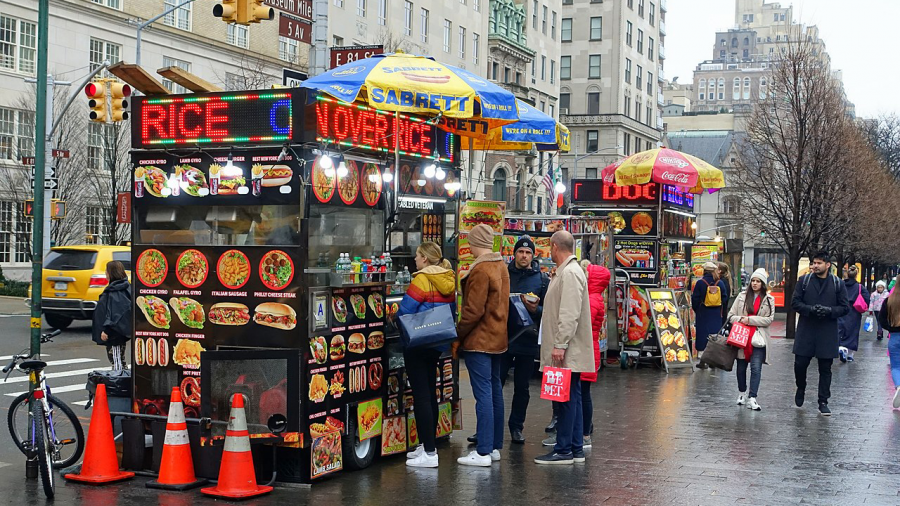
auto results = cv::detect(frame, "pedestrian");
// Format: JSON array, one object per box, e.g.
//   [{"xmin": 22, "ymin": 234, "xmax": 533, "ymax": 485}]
[
  {"xmin": 534, "ymin": 231, "xmax": 594, "ymax": 465},
  {"xmin": 876, "ymin": 276, "xmax": 900, "ymax": 409},
  {"xmin": 499, "ymin": 237, "xmax": 549, "ymax": 445},
  {"xmin": 92, "ymin": 261, "xmax": 131, "ymax": 371},
  {"xmin": 869, "ymin": 281, "xmax": 889, "ymax": 341},
  {"xmin": 691, "ymin": 261, "xmax": 729, "ymax": 368},
  {"xmin": 578, "ymin": 260, "xmax": 610, "ymax": 445},
  {"xmin": 456, "ymin": 224, "xmax": 510, "ymax": 467},
  {"xmin": 399, "ymin": 242, "xmax": 456, "ymax": 468},
  {"xmin": 717, "ymin": 262, "xmax": 733, "ymax": 298},
  {"xmin": 727, "ymin": 268, "xmax": 775, "ymax": 411},
  {"xmin": 838, "ymin": 265, "xmax": 870, "ymax": 362},
  {"xmin": 791, "ymin": 251, "xmax": 849, "ymax": 416}
]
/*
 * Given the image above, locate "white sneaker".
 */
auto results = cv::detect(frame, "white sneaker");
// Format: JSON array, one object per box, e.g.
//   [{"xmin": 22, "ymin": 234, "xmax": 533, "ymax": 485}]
[
  {"xmin": 407, "ymin": 445, "xmax": 425, "ymax": 459},
  {"xmin": 457, "ymin": 450, "xmax": 492, "ymax": 467},
  {"xmin": 406, "ymin": 452, "xmax": 439, "ymax": 468},
  {"xmin": 736, "ymin": 394, "xmax": 745, "ymax": 406},
  {"xmin": 893, "ymin": 387, "xmax": 900, "ymax": 409},
  {"xmin": 490, "ymin": 450, "xmax": 501, "ymax": 462},
  {"xmin": 747, "ymin": 397, "xmax": 761, "ymax": 411}
]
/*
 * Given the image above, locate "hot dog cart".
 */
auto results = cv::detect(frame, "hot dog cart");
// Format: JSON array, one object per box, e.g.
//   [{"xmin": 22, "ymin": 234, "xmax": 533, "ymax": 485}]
[{"xmin": 128, "ymin": 88, "xmax": 459, "ymax": 483}]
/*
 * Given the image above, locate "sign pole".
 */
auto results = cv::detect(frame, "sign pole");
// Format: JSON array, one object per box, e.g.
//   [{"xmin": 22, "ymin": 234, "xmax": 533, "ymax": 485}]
[
  {"xmin": 30, "ymin": 0, "xmax": 50, "ymax": 358},
  {"xmin": 42, "ymin": 76, "xmax": 54, "ymax": 258}
]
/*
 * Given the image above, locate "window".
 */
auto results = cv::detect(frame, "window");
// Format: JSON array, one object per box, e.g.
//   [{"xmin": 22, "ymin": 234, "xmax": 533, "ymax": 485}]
[
  {"xmin": 161, "ymin": 56, "xmax": 191, "ymax": 94},
  {"xmin": 378, "ymin": 0, "xmax": 387, "ymax": 24},
  {"xmin": 637, "ymin": 29, "xmax": 643, "ymax": 53},
  {"xmin": 635, "ymin": 100, "xmax": 641, "ymax": 122},
  {"xmin": 646, "ymin": 105, "xmax": 652, "ymax": 125},
  {"xmin": 549, "ymin": 104, "xmax": 555, "ymax": 118},
  {"xmin": 0, "ymin": 107, "xmax": 33, "ymax": 160},
  {"xmin": 590, "ymin": 17, "xmax": 602, "ymax": 40},
  {"xmin": 648, "ymin": 37, "xmax": 654, "ymax": 60},
  {"xmin": 516, "ymin": 71, "xmax": 521, "ymax": 84},
  {"xmin": 537, "ymin": 196, "xmax": 543, "ymax": 214},
  {"xmin": 420, "ymin": 9, "xmax": 429, "ymax": 43},
  {"xmin": 759, "ymin": 77, "xmax": 767, "ymax": 99},
  {"xmin": 743, "ymin": 77, "xmax": 751, "ymax": 99},
  {"xmin": 503, "ymin": 67, "xmax": 510, "ymax": 83},
  {"xmin": 743, "ymin": 49, "xmax": 749, "ymax": 59},
  {"xmin": 443, "ymin": 19, "xmax": 451, "ymax": 53},
  {"xmin": 587, "ymin": 92, "xmax": 599, "ymax": 114},
  {"xmin": 458, "ymin": 26, "xmax": 466, "ymax": 58},
  {"xmin": 357, "ymin": 0, "xmax": 366, "ymax": 17},
  {"xmin": 0, "ymin": 201, "xmax": 11, "ymax": 262},
  {"xmin": 542, "ymin": 5, "xmax": 548, "ymax": 34},
  {"xmin": 540, "ymin": 100, "xmax": 546, "ymax": 112},
  {"xmin": 527, "ymin": 195, "xmax": 533, "ymax": 212},
  {"xmin": 560, "ymin": 93, "xmax": 570, "ymax": 111},
  {"xmin": 91, "ymin": 0, "xmax": 121, "ymax": 8},
  {"xmin": 541, "ymin": 55, "xmax": 546, "ymax": 80},
  {"xmin": 627, "ymin": 0, "xmax": 633, "ymax": 8},
  {"xmin": 474, "ymin": 0, "xmax": 480, "ymax": 12},
  {"xmin": 722, "ymin": 198, "xmax": 740, "ymax": 214},
  {"xmin": 733, "ymin": 77, "xmax": 740, "ymax": 100},
  {"xmin": 227, "ymin": 24, "xmax": 249, "ymax": 48},
  {"xmin": 333, "ymin": 35, "xmax": 344, "ymax": 46},
  {"xmin": 89, "ymin": 38, "xmax": 121, "ymax": 76},
  {"xmin": 774, "ymin": 13, "xmax": 779, "ymax": 22},
  {"xmin": 532, "ymin": 0, "xmax": 538, "ymax": 29},
  {"xmin": 550, "ymin": 59, "xmax": 555, "ymax": 84},
  {"xmin": 334, "ymin": 0, "xmax": 343, "ymax": 7},
  {"xmin": 732, "ymin": 37, "xmax": 738, "ymax": 48},
  {"xmin": 626, "ymin": 21, "xmax": 632, "ymax": 46},
  {"xmin": 718, "ymin": 77, "xmax": 725, "ymax": 100},
  {"xmin": 491, "ymin": 62, "xmax": 498, "ymax": 80},
  {"xmin": 647, "ymin": 72, "xmax": 652, "ymax": 94},
  {"xmin": 587, "ymin": 131, "xmax": 599, "ymax": 152},
  {"xmin": 551, "ymin": 12, "xmax": 557, "ymax": 39},
  {"xmin": 279, "ymin": 36, "xmax": 299, "ymax": 63},
  {"xmin": 164, "ymin": 0, "xmax": 191, "ymax": 31},
  {"xmin": 589, "ymin": 55, "xmax": 600, "ymax": 79},
  {"xmin": 0, "ymin": 16, "xmax": 36, "ymax": 75},
  {"xmin": 531, "ymin": 59, "xmax": 536, "ymax": 83},
  {"xmin": 492, "ymin": 168, "xmax": 507, "ymax": 202},
  {"xmin": 624, "ymin": 95, "xmax": 630, "ymax": 116},
  {"xmin": 649, "ymin": 2, "xmax": 655, "ymax": 25},
  {"xmin": 561, "ymin": 18, "xmax": 572, "ymax": 42},
  {"xmin": 86, "ymin": 207, "xmax": 110, "ymax": 245},
  {"xmin": 561, "ymin": 56, "xmax": 571, "ymax": 80},
  {"xmin": 404, "ymin": 1, "xmax": 413, "ymax": 36},
  {"xmin": 636, "ymin": 65, "xmax": 642, "ymax": 89},
  {"xmin": 585, "ymin": 168, "xmax": 597, "ymax": 179},
  {"xmin": 473, "ymin": 32, "xmax": 480, "ymax": 65},
  {"xmin": 624, "ymin": 58, "xmax": 631, "ymax": 83},
  {"xmin": 14, "ymin": 203, "xmax": 29, "ymax": 261}
]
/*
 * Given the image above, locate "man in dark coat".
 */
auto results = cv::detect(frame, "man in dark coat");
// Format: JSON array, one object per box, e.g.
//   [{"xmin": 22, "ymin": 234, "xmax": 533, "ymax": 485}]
[
  {"xmin": 837, "ymin": 265, "xmax": 870, "ymax": 362},
  {"xmin": 791, "ymin": 251, "xmax": 850, "ymax": 416}
]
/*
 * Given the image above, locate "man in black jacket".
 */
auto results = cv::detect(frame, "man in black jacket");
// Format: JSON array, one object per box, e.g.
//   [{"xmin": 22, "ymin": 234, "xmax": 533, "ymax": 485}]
[{"xmin": 791, "ymin": 251, "xmax": 850, "ymax": 416}]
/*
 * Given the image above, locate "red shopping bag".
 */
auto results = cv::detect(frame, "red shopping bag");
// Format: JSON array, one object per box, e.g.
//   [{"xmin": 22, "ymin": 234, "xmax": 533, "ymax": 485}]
[
  {"xmin": 540, "ymin": 366, "xmax": 571, "ymax": 402},
  {"xmin": 726, "ymin": 322, "xmax": 755, "ymax": 348}
]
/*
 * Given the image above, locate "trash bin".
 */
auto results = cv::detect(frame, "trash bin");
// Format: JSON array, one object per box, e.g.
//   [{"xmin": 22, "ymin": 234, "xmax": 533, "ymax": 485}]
[{"xmin": 85, "ymin": 369, "xmax": 132, "ymax": 435}]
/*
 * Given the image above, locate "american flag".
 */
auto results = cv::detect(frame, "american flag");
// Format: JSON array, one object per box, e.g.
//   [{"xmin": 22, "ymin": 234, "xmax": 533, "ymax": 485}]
[{"xmin": 541, "ymin": 170, "xmax": 555, "ymax": 199}]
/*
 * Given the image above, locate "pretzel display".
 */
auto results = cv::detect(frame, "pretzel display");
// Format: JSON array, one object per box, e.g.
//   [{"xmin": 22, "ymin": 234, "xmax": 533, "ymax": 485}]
[
  {"xmin": 368, "ymin": 363, "xmax": 383, "ymax": 390},
  {"xmin": 181, "ymin": 376, "xmax": 201, "ymax": 407}
]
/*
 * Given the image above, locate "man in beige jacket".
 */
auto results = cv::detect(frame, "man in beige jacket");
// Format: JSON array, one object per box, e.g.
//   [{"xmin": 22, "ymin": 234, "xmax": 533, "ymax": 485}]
[{"xmin": 535, "ymin": 231, "xmax": 594, "ymax": 465}]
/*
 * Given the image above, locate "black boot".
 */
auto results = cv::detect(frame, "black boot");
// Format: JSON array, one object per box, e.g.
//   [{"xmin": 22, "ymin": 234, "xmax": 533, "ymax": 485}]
[
  {"xmin": 544, "ymin": 415, "xmax": 558, "ymax": 433},
  {"xmin": 510, "ymin": 429, "xmax": 525, "ymax": 444}
]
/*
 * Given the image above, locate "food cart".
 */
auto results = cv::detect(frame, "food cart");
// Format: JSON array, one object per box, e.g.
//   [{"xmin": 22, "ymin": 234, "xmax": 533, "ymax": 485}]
[{"xmin": 129, "ymin": 88, "xmax": 459, "ymax": 483}]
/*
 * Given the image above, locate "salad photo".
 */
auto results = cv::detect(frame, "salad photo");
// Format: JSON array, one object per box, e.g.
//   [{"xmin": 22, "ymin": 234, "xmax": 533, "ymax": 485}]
[
  {"xmin": 169, "ymin": 297, "xmax": 205, "ymax": 329},
  {"xmin": 259, "ymin": 250, "xmax": 294, "ymax": 291},
  {"xmin": 137, "ymin": 249, "xmax": 167, "ymax": 287},
  {"xmin": 176, "ymin": 249, "xmax": 208, "ymax": 288},
  {"xmin": 136, "ymin": 296, "xmax": 171, "ymax": 329}
]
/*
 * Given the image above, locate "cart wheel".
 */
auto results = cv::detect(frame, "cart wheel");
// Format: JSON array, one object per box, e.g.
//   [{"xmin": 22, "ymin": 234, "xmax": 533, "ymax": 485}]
[
  {"xmin": 343, "ymin": 406, "xmax": 378, "ymax": 471},
  {"xmin": 619, "ymin": 353, "xmax": 628, "ymax": 370}
]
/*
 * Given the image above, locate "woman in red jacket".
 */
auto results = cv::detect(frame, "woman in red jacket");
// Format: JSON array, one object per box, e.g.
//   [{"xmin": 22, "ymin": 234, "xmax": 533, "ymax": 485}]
[{"xmin": 580, "ymin": 260, "xmax": 610, "ymax": 447}]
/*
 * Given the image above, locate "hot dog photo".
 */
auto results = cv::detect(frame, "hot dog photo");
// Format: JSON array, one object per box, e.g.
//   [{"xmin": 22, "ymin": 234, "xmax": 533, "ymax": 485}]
[{"xmin": 614, "ymin": 240, "xmax": 657, "ymax": 270}]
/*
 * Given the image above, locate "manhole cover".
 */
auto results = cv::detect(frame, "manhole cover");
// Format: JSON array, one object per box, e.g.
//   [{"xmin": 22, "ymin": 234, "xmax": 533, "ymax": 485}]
[{"xmin": 834, "ymin": 462, "xmax": 900, "ymax": 475}]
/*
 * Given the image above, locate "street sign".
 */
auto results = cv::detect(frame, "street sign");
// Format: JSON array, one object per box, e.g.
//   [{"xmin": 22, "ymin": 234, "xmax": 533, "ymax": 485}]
[
  {"xmin": 21, "ymin": 156, "xmax": 35, "ymax": 166},
  {"xmin": 329, "ymin": 45, "xmax": 384, "ymax": 70},
  {"xmin": 52, "ymin": 149, "xmax": 69, "ymax": 158},
  {"xmin": 282, "ymin": 68, "xmax": 308, "ymax": 87},
  {"xmin": 264, "ymin": 0, "xmax": 312, "ymax": 22},
  {"xmin": 44, "ymin": 179, "xmax": 58, "ymax": 191},
  {"xmin": 279, "ymin": 13, "xmax": 312, "ymax": 44},
  {"xmin": 31, "ymin": 166, "xmax": 55, "ymax": 180}
]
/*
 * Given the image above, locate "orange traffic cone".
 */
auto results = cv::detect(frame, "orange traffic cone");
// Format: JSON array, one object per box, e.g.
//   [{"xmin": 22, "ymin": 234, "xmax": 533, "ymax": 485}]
[
  {"xmin": 64, "ymin": 383, "xmax": 135, "ymax": 484},
  {"xmin": 201, "ymin": 394, "xmax": 273, "ymax": 499},
  {"xmin": 146, "ymin": 387, "xmax": 207, "ymax": 490}
]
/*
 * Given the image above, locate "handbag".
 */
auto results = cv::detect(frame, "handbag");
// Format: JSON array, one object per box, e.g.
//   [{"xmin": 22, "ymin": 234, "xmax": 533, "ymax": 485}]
[
  {"xmin": 727, "ymin": 321, "xmax": 755, "ymax": 348},
  {"xmin": 507, "ymin": 295, "xmax": 536, "ymax": 346},
  {"xmin": 864, "ymin": 316, "xmax": 874, "ymax": 333},
  {"xmin": 539, "ymin": 366, "xmax": 571, "ymax": 402},
  {"xmin": 702, "ymin": 280, "xmax": 722, "ymax": 307},
  {"xmin": 398, "ymin": 304, "xmax": 458, "ymax": 349},
  {"xmin": 853, "ymin": 285, "xmax": 869, "ymax": 313},
  {"xmin": 700, "ymin": 324, "xmax": 738, "ymax": 371}
]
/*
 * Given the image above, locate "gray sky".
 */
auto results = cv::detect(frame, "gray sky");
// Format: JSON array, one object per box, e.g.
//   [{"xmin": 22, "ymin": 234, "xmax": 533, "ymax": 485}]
[{"xmin": 665, "ymin": 0, "xmax": 900, "ymax": 118}]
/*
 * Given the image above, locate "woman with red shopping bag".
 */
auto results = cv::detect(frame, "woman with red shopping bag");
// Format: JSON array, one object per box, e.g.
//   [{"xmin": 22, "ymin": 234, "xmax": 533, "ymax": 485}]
[{"xmin": 726, "ymin": 268, "xmax": 775, "ymax": 411}]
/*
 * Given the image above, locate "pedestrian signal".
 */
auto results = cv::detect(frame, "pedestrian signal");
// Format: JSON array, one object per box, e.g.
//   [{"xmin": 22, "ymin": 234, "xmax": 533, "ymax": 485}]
[
  {"xmin": 23, "ymin": 199, "xmax": 34, "ymax": 218},
  {"xmin": 51, "ymin": 199, "xmax": 66, "ymax": 220}
]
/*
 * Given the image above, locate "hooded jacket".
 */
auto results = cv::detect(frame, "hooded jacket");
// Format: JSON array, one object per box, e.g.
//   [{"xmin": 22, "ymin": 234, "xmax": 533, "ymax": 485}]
[
  {"xmin": 92, "ymin": 278, "xmax": 132, "ymax": 346},
  {"xmin": 506, "ymin": 259, "xmax": 550, "ymax": 356},
  {"xmin": 397, "ymin": 265, "xmax": 457, "ymax": 317},
  {"xmin": 581, "ymin": 264, "xmax": 611, "ymax": 382},
  {"xmin": 458, "ymin": 252, "xmax": 510, "ymax": 354},
  {"xmin": 870, "ymin": 283, "xmax": 889, "ymax": 312}
]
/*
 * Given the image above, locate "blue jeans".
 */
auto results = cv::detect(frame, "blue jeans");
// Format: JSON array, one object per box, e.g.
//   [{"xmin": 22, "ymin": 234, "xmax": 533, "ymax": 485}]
[
  {"xmin": 889, "ymin": 333, "xmax": 900, "ymax": 387},
  {"xmin": 554, "ymin": 372, "xmax": 583, "ymax": 455},
  {"xmin": 736, "ymin": 346, "xmax": 766, "ymax": 398},
  {"xmin": 465, "ymin": 352, "xmax": 504, "ymax": 456}
]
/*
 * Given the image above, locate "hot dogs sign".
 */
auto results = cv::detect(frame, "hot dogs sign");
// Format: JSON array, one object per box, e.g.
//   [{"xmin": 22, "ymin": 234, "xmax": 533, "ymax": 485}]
[{"xmin": 614, "ymin": 239, "xmax": 660, "ymax": 286}]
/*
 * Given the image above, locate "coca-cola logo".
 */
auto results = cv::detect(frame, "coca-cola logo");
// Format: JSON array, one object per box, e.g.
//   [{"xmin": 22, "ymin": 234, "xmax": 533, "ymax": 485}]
[
  {"xmin": 659, "ymin": 171, "xmax": 691, "ymax": 183},
  {"xmin": 659, "ymin": 156, "xmax": 689, "ymax": 169}
]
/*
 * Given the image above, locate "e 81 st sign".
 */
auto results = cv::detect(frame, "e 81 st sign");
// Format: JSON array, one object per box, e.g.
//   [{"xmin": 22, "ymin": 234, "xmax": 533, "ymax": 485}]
[{"xmin": 329, "ymin": 45, "xmax": 384, "ymax": 70}]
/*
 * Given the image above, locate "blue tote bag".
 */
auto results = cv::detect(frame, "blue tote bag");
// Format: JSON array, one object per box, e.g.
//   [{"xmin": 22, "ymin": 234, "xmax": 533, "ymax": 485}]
[{"xmin": 397, "ymin": 304, "xmax": 458, "ymax": 349}]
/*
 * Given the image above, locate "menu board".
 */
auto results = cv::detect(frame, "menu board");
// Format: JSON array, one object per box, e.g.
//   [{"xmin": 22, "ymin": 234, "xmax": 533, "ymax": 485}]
[
  {"xmin": 605, "ymin": 209, "xmax": 658, "ymax": 236},
  {"xmin": 459, "ymin": 200, "xmax": 505, "ymax": 233},
  {"xmin": 310, "ymin": 431, "xmax": 343, "ymax": 479},
  {"xmin": 614, "ymin": 239, "xmax": 660, "ymax": 287},
  {"xmin": 646, "ymin": 289, "xmax": 694, "ymax": 372}
]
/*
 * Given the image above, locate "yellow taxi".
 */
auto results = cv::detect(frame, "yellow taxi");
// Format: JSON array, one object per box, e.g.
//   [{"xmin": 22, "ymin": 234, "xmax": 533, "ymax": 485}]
[{"xmin": 28, "ymin": 245, "xmax": 131, "ymax": 329}]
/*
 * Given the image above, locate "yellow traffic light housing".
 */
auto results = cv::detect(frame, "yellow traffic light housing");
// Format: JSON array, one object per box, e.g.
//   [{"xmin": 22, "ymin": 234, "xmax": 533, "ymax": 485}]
[
  {"xmin": 50, "ymin": 199, "xmax": 66, "ymax": 220},
  {"xmin": 85, "ymin": 82, "xmax": 107, "ymax": 123},
  {"xmin": 247, "ymin": 0, "xmax": 275, "ymax": 23},
  {"xmin": 213, "ymin": 0, "xmax": 239, "ymax": 23},
  {"xmin": 109, "ymin": 82, "xmax": 132, "ymax": 122}
]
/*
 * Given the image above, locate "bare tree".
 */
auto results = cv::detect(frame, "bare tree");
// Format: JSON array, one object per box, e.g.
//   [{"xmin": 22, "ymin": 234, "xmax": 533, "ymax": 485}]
[
  {"xmin": 214, "ymin": 52, "xmax": 280, "ymax": 91},
  {"xmin": 861, "ymin": 114, "xmax": 900, "ymax": 178},
  {"xmin": 373, "ymin": 28, "xmax": 419, "ymax": 54},
  {"xmin": 83, "ymin": 121, "xmax": 131, "ymax": 245}
]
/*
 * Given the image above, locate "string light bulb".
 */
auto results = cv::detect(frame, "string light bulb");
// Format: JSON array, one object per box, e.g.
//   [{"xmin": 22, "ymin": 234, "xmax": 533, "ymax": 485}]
[{"xmin": 336, "ymin": 161, "xmax": 348, "ymax": 178}]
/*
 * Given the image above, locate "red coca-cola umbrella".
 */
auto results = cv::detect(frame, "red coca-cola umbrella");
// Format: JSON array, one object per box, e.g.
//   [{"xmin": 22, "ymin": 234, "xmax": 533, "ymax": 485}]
[{"xmin": 600, "ymin": 147, "xmax": 725, "ymax": 192}]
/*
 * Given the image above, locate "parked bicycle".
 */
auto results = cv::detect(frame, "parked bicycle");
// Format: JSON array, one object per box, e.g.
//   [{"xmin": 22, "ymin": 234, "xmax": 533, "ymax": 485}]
[{"xmin": 4, "ymin": 329, "xmax": 85, "ymax": 498}]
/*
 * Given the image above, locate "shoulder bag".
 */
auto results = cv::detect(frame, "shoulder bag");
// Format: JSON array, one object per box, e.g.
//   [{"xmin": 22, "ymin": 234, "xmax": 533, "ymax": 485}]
[
  {"xmin": 852, "ymin": 285, "xmax": 869, "ymax": 313},
  {"xmin": 397, "ymin": 280, "xmax": 458, "ymax": 349}
]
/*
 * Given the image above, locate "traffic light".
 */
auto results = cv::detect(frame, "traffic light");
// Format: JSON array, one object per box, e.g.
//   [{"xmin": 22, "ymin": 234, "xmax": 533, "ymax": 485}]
[
  {"xmin": 23, "ymin": 199, "xmax": 34, "ymax": 218},
  {"xmin": 109, "ymin": 83, "xmax": 131, "ymax": 122},
  {"xmin": 213, "ymin": 0, "xmax": 238, "ymax": 23},
  {"xmin": 85, "ymin": 82, "xmax": 107, "ymax": 123},
  {"xmin": 50, "ymin": 199, "xmax": 66, "ymax": 220},
  {"xmin": 246, "ymin": 0, "xmax": 275, "ymax": 23}
]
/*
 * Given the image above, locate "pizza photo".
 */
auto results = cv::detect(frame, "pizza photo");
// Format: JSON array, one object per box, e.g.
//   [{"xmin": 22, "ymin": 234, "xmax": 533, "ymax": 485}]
[{"xmin": 338, "ymin": 160, "xmax": 360, "ymax": 205}]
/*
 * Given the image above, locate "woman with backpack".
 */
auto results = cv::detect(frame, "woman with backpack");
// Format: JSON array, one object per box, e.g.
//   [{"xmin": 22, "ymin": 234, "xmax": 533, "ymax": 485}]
[
  {"xmin": 91, "ymin": 261, "xmax": 132, "ymax": 371},
  {"xmin": 838, "ymin": 265, "xmax": 870, "ymax": 363},
  {"xmin": 876, "ymin": 275, "xmax": 900, "ymax": 409},
  {"xmin": 692, "ymin": 261, "xmax": 730, "ymax": 369},
  {"xmin": 727, "ymin": 269, "xmax": 775, "ymax": 411}
]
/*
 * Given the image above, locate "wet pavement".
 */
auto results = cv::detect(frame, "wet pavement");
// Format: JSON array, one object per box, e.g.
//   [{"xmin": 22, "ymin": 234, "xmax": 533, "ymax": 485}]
[{"xmin": 2, "ymin": 324, "xmax": 899, "ymax": 505}]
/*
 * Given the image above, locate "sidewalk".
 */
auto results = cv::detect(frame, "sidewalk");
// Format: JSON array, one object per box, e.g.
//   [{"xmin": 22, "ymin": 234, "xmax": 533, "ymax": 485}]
[{"xmin": 0, "ymin": 295, "xmax": 30, "ymax": 315}]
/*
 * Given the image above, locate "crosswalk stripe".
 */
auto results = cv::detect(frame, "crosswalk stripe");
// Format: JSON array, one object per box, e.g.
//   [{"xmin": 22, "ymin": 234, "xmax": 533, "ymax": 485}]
[
  {"xmin": 44, "ymin": 358, "xmax": 100, "ymax": 367},
  {"xmin": 1, "ymin": 368, "xmax": 99, "ymax": 385},
  {"xmin": 0, "ymin": 354, "xmax": 50, "ymax": 361},
  {"xmin": 73, "ymin": 400, "xmax": 88, "ymax": 406},
  {"xmin": 4, "ymin": 383, "xmax": 86, "ymax": 397}
]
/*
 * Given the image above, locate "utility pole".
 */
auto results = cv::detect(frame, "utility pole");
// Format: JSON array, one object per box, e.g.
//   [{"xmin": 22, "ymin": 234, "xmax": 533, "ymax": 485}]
[
  {"xmin": 135, "ymin": 0, "xmax": 201, "ymax": 66},
  {"xmin": 311, "ymin": 0, "xmax": 329, "ymax": 76},
  {"xmin": 30, "ymin": 0, "xmax": 49, "ymax": 358}
]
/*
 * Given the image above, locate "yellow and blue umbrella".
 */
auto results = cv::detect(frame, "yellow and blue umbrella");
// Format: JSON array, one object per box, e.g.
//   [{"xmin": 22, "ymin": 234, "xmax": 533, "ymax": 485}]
[
  {"xmin": 459, "ymin": 99, "xmax": 570, "ymax": 152},
  {"xmin": 301, "ymin": 53, "xmax": 519, "ymax": 127}
]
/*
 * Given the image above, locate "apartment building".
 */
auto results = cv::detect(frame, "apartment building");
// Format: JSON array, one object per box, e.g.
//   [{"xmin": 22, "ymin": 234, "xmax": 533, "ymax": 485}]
[
  {"xmin": 558, "ymin": 0, "xmax": 666, "ymax": 185},
  {"xmin": 0, "ymin": 0, "xmax": 299, "ymax": 278}
]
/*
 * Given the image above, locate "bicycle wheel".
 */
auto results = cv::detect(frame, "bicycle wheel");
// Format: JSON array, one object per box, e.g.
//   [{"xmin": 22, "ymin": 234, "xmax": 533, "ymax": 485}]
[
  {"xmin": 32, "ymin": 402, "xmax": 55, "ymax": 498},
  {"xmin": 9, "ymin": 393, "xmax": 85, "ymax": 468}
]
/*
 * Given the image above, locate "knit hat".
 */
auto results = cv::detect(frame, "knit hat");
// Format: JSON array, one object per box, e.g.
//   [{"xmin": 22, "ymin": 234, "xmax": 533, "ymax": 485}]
[
  {"xmin": 514, "ymin": 236, "xmax": 536, "ymax": 255},
  {"xmin": 877, "ymin": 280, "xmax": 887, "ymax": 289},
  {"xmin": 467, "ymin": 224, "xmax": 495, "ymax": 250},
  {"xmin": 750, "ymin": 268, "xmax": 768, "ymax": 285},
  {"xmin": 703, "ymin": 261, "xmax": 718, "ymax": 271}
]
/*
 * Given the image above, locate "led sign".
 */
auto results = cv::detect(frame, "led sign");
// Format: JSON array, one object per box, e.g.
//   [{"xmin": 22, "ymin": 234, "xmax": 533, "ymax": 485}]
[
  {"xmin": 661, "ymin": 184, "xmax": 695, "ymax": 210},
  {"xmin": 571, "ymin": 179, "xmax": 658, "ymax": 205},
  {"xmin": 131, "ymin": 91, "xmax": 297, "ymax": 148}
]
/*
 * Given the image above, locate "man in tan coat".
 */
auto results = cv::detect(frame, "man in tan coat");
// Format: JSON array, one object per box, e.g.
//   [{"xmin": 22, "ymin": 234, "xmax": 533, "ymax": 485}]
[{"xmin": 535, "ymin": 231, "xmax": 593, "ymax": 465}]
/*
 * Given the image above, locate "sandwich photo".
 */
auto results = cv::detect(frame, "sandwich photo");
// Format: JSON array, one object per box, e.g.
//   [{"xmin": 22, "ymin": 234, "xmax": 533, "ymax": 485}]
[
  {"xmin": 349, "ymin": 294, "xmax": 366, "ymax": 319},
  {"xmin": 169, "ymin": 297, "xmax": 205, "ymax": 329},
  {"xmin": 218, "ymin": 168, "xmax": 246, "ymax": 195},
  {"xmin": 348, "ymin": 333, "xmax": 366, "ymax": 354},
  {"xmin": 252, "ymin": 163, "xmax": 293, "ymax": 187},
  {"xmin": 254, "ymin": 302, "xmax": 297, "ymax": 330},
  {"xmin": 461, "ymin": 207, "xmax": 501, "ymax": 228},
  {"xmin": 366, "ymin": 331, "xmax": 384, "ymax": 350},
  {"xmin": 208, "ymin": 302, "xmax": 251, "ymax": 326},
  {"xmin": 137, "ymin": 295, "xmax": 171, "ymax": 329},
  {"xmin": 330, "ymin": 334, "xmax": 346, "ymax": 361}
]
